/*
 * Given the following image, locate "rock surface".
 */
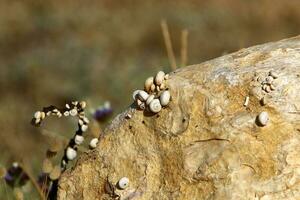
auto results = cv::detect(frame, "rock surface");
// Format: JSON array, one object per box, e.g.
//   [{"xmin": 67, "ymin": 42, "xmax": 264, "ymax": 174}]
[{"xmin": 58, "ymin": 36, "xmax": 300, "ymax": 200}]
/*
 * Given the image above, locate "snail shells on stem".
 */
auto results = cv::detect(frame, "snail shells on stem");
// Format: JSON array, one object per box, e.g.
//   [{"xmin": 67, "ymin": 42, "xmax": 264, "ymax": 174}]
[
  {"xmin": 74, "ymin": 135, "xmax": 84, "ymax": 145},
  {"xmin": 66, "ymin": 147, "xmax": 77, "ymax": 160}
]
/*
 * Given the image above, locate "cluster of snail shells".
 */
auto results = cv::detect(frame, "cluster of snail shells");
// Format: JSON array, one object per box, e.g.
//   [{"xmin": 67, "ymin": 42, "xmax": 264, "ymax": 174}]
[
  {"xmin": 258, "ymin": 70, "xmax": 279, "ymax": 93},
  {"xmin": 133, "ymin": 71, "xmax": 171, "ymax": 113}
]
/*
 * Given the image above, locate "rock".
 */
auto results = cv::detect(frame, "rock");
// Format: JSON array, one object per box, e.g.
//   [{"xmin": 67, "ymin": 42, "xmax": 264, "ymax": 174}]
[{"xmin": 58, "ymin": 36, "xmax": 300, "ymax": 200}]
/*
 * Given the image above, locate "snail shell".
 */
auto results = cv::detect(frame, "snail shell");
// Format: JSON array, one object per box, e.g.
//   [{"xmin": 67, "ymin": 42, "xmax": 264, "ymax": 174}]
[
  {"xmin": 34, "ymin": 111, "xmax": 42, "ymax": 119},
  {"xmin": 66, "ymin": 147, "xmax": 77, "ymax": 160},
  {"xmin": 81, "ymin": 124, "xmax": 88, "ymax": 132},
  {"xmin": 150, "ymin": 84, "xmax": 156, "ymax": 92},
  {"xmin": 40, "ymin": 112, "xmax": 46, "ymax": 119},
  {"xmin": 144, "ymin": 77, "xmax": 154, "ymax": 92},
  {"xmin": 117, "ymin": 177, "xmax": 129, "ymax": 190},
  {"xmin": 155, "ymin": 71, "xmax": 165, "ymax": 86},
  {"xmin": 149, "ymin": 99, "xmax": 162, "ymax": 113},
  {"xmin": 156, "ymin": 85, "xmax": 160, "ymax": 92},
  {"xmin": 160, "ymin": 83, "xmax": 166, "ymax": 90},
  {"xmin": 160, "ymin": 91, "xmax": 171, "ymax": 106},
  {"xmin": 70, "ymin": 109, "xmax": 78, "ymax": 116},
  {"xmin": 89, "ymin": 138, "xmax": 99, "ymax": 149},
  {"xmin": 132, "ymin": 90, "xmax": 142, "ymax": 101},
  {"xmin": 146, "ymin": 95, "xmax": 155, "ymax": 105},
  {"xmin": 257, "ymin": 111, "xmax": 269, "ymax": 126},
  {"xmin": 266, "ymin": 76, "xmax": 273, "ymax": 84},
  {"xmin": 137, "ymin": 91, "xmax": 149, "ymax": 102},
  {"xmin": 164, "ymin": 74, "xmax": 169, "ymax": 80},
  {"xmin": 79, "ymin": 101, "xmax": 87, "ymax": 109},
  {"xmin": 269, "ymin": 71, "xmax": 278, "ymax": 79},
  {"xmin": 74, "ymin": 135, "xmax": 84, "ymax": 145},
  {"xmin": 136, "ymin": 99, "xmax": 146, "ymax": 110}
]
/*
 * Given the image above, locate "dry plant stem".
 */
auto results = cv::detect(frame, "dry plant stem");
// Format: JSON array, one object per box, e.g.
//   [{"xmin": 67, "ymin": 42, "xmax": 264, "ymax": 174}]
[
  {"xmin": 20, "ymin": 163, "xmax": 46, "ymax": 200},
  {"xmin": 180, "ymin": 29, "xmax": 188, "ymax": 67},
  {"xmin": 2, "ymin": 179, "xmax": 8, "ymax": 200},
  {"xmin": 161, "ymin": 19, "xmax": 177, "ymax": 70}
]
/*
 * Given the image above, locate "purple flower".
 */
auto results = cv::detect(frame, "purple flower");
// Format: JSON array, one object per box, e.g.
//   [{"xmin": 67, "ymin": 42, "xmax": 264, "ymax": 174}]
[
  {"xmin": 93, "ymin": 101, "xmax": 113, "ymax": 122},
  {"xmin": 4, "ymin": 162, "xmax": 29, "ymax": 187}
]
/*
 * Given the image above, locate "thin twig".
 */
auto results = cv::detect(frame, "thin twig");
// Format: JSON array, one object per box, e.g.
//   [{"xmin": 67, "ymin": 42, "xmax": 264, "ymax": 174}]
[
  {"xmin": 20, "ymin": 163, "xmax": 46, "ymax": 200},
  {"xmin": 160, "ymin": 19, "xmax": 177, "ymax": 71},
  {"xmin": 180, "ymin": 29, "xmax": 189, "ymax": 67}
]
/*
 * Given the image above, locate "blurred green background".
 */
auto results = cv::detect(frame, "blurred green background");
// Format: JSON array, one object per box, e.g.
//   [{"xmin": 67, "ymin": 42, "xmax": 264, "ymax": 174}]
[{"xmin": 0, "ymin": 0, "xmax": 300, "ymax": 198}]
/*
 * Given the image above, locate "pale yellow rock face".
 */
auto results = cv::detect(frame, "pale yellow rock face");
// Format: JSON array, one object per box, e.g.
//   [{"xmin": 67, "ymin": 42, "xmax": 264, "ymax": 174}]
[{"xmin": 58, "ymin": 36, "xmax": 300, "ymax": 200}]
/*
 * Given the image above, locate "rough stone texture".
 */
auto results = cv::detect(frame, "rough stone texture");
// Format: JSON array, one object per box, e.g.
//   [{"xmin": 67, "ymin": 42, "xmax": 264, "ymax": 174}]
[{"xmin": 58, "ymin": 36, "xmax": 300, "ymax": 200}]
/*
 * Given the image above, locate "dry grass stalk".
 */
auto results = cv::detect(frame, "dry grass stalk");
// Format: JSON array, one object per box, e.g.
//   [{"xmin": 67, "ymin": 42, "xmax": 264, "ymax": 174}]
[
  {"xmin": 160, "ymin": 19, "xmax": 177, "ymax": 71},
  {"xmin": 180, "ymin": 29, "xmax": 189, "ymax": 67},
  {"xmin": 20, "ymin": 163, "xmax": 46, "ymax": 200}
]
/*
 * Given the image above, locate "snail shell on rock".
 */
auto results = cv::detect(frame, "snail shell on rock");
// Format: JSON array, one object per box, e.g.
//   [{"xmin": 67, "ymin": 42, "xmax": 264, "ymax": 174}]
[
  {"xmin": 159, "ymin": 91, "xmax": 171, "ymax": 106},
  {"xmin": 149, "ymin": 99, "xmax": 162, "ymax": 113},
  {"xmin": 137, "ymin": 91, "xmax": 149, "ymax": 101},
  {"xmin": 155, "ymin": 71, "xmax": 165, "ymax": 86},
  {"xmin": 144, "ymin": 77, "xmax": 154, "ymax": 92},
  {"xmin": 132, "ymin": 90, "xmax": 142, "ymax": 101},
  {"xmin": 117, "ymin": 177, "xmax": 129, "ymax": 190},
  {"xmin": 257, "ymin": 111, "xmax": 269, "ymax": 126},
  {"xmin": 146, "ymin": 95, "xmax": 155, "ymax": 105},
  {"xmin": 89, "ymin": 138, "xmax": 99, "ymax": 149}
]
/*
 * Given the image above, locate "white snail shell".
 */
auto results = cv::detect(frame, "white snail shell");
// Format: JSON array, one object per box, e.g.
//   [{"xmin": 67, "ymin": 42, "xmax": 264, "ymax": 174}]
[
  {"xmin": 89, "ymin": 138, "xmax": 99, "ymax": 149},
  {"xmin": 149, "ymin": 99, "xmax": 162, "ymax": 113},
  {"xmin": 146, "ymin": 95, "xmax": 155, "ymax": 105},
  {"xmin": 83, "ymin": 116, "xmax": 90, "ymax": 124},
  {"xmin": 132, "ymin": 90, "xmax": 142, "ymax": 101},
  {"xmin": 70, "ymin": 109, "xmax": 78, "ymax": 116},
  {"xmin": 269, "ymin": 71, "xmax": 278, "ymax": 79},
  {"xmin": 136, "ymin": 99, "xmax": 146, "ymax": 110},
  {"xmin": 34, "ymin": 111, "xmax": 41, "ymax": 119},
  {"xmin": 117, "ymin": 177, "xmax": 129, "ymax": 190},
  {"xmin": 164, "ymin": 74, "xmax": 169, "ymax": 80},
  {"xmin": 64, "ymin": 111, "xmax": 70, "ymax": 116},
  {"xmin": 80, "ymin": 101, "xmax": 87, "ymax": 109},
  {"xmin": 66, "ymin": 147, "xmax": 77, "ymax": 160},
  {"xmin": 74, "ymin": 135, "xmax": 84, "ymax": 145},
  {"xmin": 137, "ymin": 91, "xmax": 149, "ymax": 102},
  {"xmin": 81, "ymin": 124, "xmax": 88, "ymax": 132},
  {"xmin": 159, "ymin": 91, "xmax": 171, "ymax": 106},
  {"xmin": 155, "ymin": 71, "xmax": 165, "ymax": 86},
  {"xmin": 150, "ymin": 84, "xmax": 156, "ymax": 92},
  {"xmin": 257, "ymin": 111, "xmax": 269, "ymax": 126},
  {"xmin": 160, "ymin": 83, "xmax": 166, "ymax": 90},
  {"xmin": 40, "ymin": 112, "xmax": 46, "ymax": 119},
  {"xmin": 266, "ymin": 76, "xmax": 273, "ymax": 84},
  {"xmin": 144, "ymin": 77, "xmax": 154, "ymax": 92}
]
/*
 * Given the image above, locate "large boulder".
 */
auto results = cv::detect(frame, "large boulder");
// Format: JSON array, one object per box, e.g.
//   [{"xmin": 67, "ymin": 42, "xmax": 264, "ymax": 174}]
[{"xmin": 58, "ymin": 36, "xmax": 300, "ymax": 200}]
